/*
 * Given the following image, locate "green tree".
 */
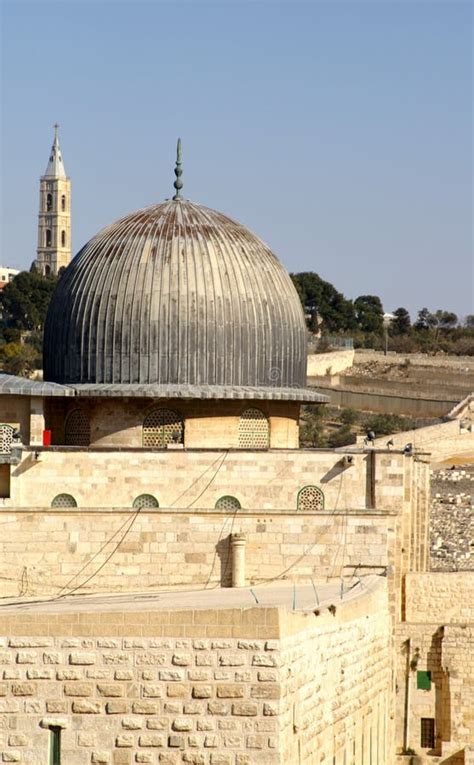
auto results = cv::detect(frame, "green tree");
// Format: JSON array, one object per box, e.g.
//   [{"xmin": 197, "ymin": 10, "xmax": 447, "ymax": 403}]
[
  {"xmin": 340, "ymin": 408, "xmax": 358, "ymax": 426},
  {"xmin": 363, "ymin": 414, "xmax": 405, "ymax": 436},
  {"xmin": 391, "ymin": 307, "xmax": 411, "ymax": 335},
  {"xmin": 290, "ymin": 272, "xmax": 357, "ymax": 332},
  {"xmin": 354, "ymin": 295, "xmax": 384, "ymax": 333},
  {"xmin": 0, "ymin": 271, "xmax": 58, "ymax": 331},
  {"xmin": 0, "ymin": 342, "xmax": 39, "ymax": 377},
  {"xmin": 465, "ymin": 315, "xmax": 474, "ymax": 329},
  {"xmin": 327, "ymin": 425, "xmax": 356, "ymax": 448},
  {"xmin": 299, "ymin": 405, "xmax": 327, "ymax": 447},
  {"xmin": 414, "ymin": 307, "xmax": 437, "ymax": 331},
  {"xmin": 433, "ymin": 310, "xmax": 458, "ymax": 331}
]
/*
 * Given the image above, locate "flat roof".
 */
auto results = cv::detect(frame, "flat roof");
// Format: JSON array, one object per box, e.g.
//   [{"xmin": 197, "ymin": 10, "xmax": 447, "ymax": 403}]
[{"xmin": 0, "ymin": 576, "xmax": 381, "ymax": 615}]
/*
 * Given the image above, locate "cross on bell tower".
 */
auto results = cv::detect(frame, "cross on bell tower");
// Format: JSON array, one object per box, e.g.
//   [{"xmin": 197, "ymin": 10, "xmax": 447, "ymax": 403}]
[{"xmin": 34, "ymin": 124, "xmax": 72, "ymax": 276}]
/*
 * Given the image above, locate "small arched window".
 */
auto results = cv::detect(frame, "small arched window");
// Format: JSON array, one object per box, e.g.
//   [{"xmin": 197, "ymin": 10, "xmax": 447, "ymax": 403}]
[
  {"xmin": 46, "ymin": 193, "xmax": 53, "ymax": 211},
  {"xmin": 238, "ymin": 408, "xmax": 269, "ymax": 448},
  {"xmin": 0, "ymin": 424, "xmax": 14, "ymax": 454},
  {"xmin": 45, "ymin": 229, "xmax": 52, "ymax": 247},
  {"xmin": 44, "ymin": 265, "xmax": 51, "ymax": 277},
  {"xmin": 61, "ymin": 194, "xmax": 66, "ymax": 211},
  {"xmin": 297, "ymin": 486, "xmax": 325, "ymax": 512},
  {"xmin": 133, "ymin": 494, "xmax": 159, "ymax": 509},
  {"xmin": 65, "ymin": 409, "xmax": 90, "ymax": 446},
  {"xmin": 215, "ymin": 496, "xmax": 241, "ymax": 511},
  {"xmin": 51, "ymin": 493, "xmax": 77, "ymax": 508},
  {"xmin": 61, "ymin": 230, "xmax": 66, "ymax": 247},
  {"xmin": 143, "ymin": 408, "xmax": 183, "ymax": 448}
]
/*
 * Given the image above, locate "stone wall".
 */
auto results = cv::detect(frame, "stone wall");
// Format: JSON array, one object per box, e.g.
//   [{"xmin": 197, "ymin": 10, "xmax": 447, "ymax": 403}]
[
  {"xmin": 279, "ymin": 590, "xmax": 391, "ymax": 764},
  {"xmin": 0, "ymin": 449, "xmax": 429, "ymax": 600},
  {"xmin": 311, "ymin": 384, "xmax": 457, "ymax": 417},
  {"xmin": 0, "ymin": 581, "xmax": 391, "ymax": 764},
  {"xmin": 0, "ymin": 396, "xmax": 31, "ymax": 444},
  {"xmin": 354, "ymin": 350, "xmax": 474, "ymax": 371},
  {"xmin": 404, "ymin": 573, "xmax": 474, "ymax": 623},
  {"xmin": 0, "ymin": 509, "xmax": 392, "ymax": 598},
  {"xmin": 306, "ymin": 349, "xmax": 354, "ymax": 377},
  {"xmin": 394, "ymin": 622, "xmax": 474, "ymax": 765},
  {"xmin": 9, "ymin": 448, "xmax": 390, "ymax": 511},
  {"xmin": 45, "ymin": 399, "xmax": 301, "ymax": 450},
  {"xmin": 373, "ymin": 418, "xmax": 474, "ymax": 462}
]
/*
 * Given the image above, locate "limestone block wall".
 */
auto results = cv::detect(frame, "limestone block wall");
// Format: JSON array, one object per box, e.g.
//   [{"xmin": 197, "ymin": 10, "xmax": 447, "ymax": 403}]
[
  {"xmin": 0, "ymin": 582, "xmax": 391, "ymax": 765},
  {"xmin": 306, "ymin": 349, "xmax": 354, "ymax": 377},
  {"xmin": 45, "ymin": 398, "xmax": 301, "ymax": 450},
  {"xmin": 0, "ymin": 509, "xmax": 392, "ymax": 598},
  {"xmin": 394, "ymin": 622, "xmax": 474, "ymax": 764},
  {"xmin": 310, "ymin": 384, "xmax": 457, "ymax": 417},
  {"xmin": 10, "ymin": 449, "xmax": 376, "ymax": 509},
  {"xmin": 373, "ymin": 419, "xmax": 474, "ymax": 462},
  {"xmin": 279, "ymin": 587, "xmax": 391, "ymax": 764},
  {"xmin": 0, "ymin": 450, "xmax": 426, "ymax": 601},
  {"xmin": 0, "ymin": 396, "xmax": 30, "ymax": 443},
  {"xmin": 404, "ymin": 573, "xmax": 474, "ymax": 623}
]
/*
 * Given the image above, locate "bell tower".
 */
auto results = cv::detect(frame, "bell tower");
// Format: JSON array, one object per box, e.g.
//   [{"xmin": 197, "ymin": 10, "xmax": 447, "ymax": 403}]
[{"xmin": 35, "ymin": 124, "xmax": 71, "ymax": 276}]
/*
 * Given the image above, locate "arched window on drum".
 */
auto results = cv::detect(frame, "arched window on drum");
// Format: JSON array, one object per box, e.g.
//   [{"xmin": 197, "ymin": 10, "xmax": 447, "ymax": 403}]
[
  {"xmin": 238, "ymin": 408, "xmax": 269, "ymax": 448},
  {"xmin": 64, "ymin": 409, "xmax": 90, "ymax": 446},
  {"xmin": 51, "ymin": 493, "xmax": 77, "ymax": 508},
  {"xmin": 142, "ymin": 408, "xmax": 184, "ymax": 448},
  {"xmin": 297, "ymin": 486, "xmax": 325, "ymax": 512},
  {"xmin": 133, "ymin": 494, "xmax": 159, "ymax": 509},
  {"xmin": 215, "ymin": 496, "xmax": 241, "ymax": 511}
]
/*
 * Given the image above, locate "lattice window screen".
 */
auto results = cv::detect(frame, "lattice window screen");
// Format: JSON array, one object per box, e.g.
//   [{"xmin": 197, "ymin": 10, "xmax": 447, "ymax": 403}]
[
  {"xmin": 297, "ymin": 486, "xmax": 325, "ymax": 512},
  {"xmin": 238, "ymin": 408, "xmax": 269, "ymax": 448},
  {"xmin": 215, "ymin": 496, "xmax": 241, "ymax": 511},
  {"xmin": 0, "ymin": 424, "xmax": 14, "ymax": 454},
  {"xmin": 51, "ymin": 493, "xmax": 77, "ymax": 508},
  {"xmin": 143, "ymin": 409, "xmax": 183, "ymax": 448},
  {"xmin": 65, "ymin": 410, "xmax": 90, "ymax": 446},
  {"xmin": 133, "ymin": 494, "xmax": 159, "ymax": 509}
]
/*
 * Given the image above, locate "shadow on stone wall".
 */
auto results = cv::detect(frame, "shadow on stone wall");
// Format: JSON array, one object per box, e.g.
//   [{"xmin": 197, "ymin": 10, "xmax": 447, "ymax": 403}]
[{"xmin": 427, "ymin": 626, "xmax": 451, "ymax": 756}]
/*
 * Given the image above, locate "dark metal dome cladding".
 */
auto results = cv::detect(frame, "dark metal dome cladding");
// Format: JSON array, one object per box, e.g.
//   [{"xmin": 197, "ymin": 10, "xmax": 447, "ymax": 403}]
[{"xmin": 43, "ymin": 199, "xmax": 307, "ymax": 388}]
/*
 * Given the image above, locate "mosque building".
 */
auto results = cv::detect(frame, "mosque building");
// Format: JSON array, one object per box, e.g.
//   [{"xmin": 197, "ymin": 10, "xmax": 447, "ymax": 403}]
[{"xmin": 0, "ymin": 138, "xmax": 471, "ymax": 764}]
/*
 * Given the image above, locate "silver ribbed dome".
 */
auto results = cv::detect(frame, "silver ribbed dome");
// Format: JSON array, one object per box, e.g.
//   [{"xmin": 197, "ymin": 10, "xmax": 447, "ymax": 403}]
[{"xmin": 43, "ymin": 199, "xmax": 308, "ymax": 390}]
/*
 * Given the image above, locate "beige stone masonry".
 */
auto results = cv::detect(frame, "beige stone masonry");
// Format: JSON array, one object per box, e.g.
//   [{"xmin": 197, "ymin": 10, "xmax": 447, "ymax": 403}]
[{"xmin": 0, "ymin": 582, "xmax": 391, "ymax": 764}]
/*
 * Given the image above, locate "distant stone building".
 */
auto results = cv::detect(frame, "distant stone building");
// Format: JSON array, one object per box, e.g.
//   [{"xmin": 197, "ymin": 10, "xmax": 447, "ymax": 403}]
[
  {"xmin": 34, "ymin": 125, "xmax": 71, "ymax": 276},
  {"xmin": 0, "ymin": 266, "xmax": 19, "ymax": 289}
]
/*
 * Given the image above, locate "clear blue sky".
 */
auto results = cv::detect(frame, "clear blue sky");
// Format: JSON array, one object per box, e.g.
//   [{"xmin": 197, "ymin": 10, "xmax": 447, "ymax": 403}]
[{"xmin": 1, "ymin": 1, "xmax": 472, "ymax": 319}]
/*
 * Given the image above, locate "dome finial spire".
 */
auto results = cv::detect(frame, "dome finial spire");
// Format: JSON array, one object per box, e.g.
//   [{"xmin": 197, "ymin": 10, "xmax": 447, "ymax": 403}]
[{"xmin": 172, "ymin": 138, "xmax": 183, "ymax": 200}]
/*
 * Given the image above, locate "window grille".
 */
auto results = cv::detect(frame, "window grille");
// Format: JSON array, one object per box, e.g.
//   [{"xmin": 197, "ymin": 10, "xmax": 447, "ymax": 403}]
[
  {"xmin": 0, "ymin": 424, "xmax": 14, "ymax": 454},
  {"xmin": 420, "ymin": 718, "xmax": 435, "ymax": 748},
  {"xmin": 238, "ymin": 408, "xmax": 269, "ymax": 448},
  {"xmin": 65, "ymin": 410, "xmax": 90, "ymax": 446},
  {"xmin": 51, "ymin": 494, "xmax": 77, "ymax": 508},
  {"xmin": 297, "ymin": 485, "xmax": 325, "ymax": 512},
  {"xmin": 143, "ymin": 408, "xmax": 183, "ymax": 447},
  {"xmin": 133, "ymin": 494, "xmax": 159, "ymax": 509},
  {"xmin": 215, "ymin": 496, "xmax": 241, "ymax": 511}
]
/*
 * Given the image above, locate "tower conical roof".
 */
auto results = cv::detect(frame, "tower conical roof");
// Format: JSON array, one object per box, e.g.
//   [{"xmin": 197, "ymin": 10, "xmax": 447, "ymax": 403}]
[{"xmin": 43, "ymin": 124, "xmax": 66, "ymax": 178}]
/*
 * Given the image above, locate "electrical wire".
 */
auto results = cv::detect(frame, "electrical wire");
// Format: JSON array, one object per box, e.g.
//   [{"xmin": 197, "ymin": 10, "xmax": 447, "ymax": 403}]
[{"xmin": 1, "ymin": 448, "xmax": 232, "ymax": 607}]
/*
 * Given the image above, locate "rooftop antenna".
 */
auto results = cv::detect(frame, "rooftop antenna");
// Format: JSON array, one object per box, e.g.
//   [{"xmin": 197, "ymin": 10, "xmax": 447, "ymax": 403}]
[{"xmin": 173, "ymin": 138, "xmax": 183, "ymax": 200}]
